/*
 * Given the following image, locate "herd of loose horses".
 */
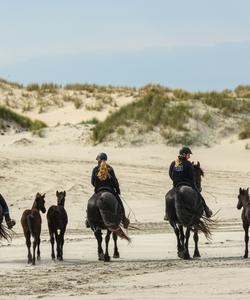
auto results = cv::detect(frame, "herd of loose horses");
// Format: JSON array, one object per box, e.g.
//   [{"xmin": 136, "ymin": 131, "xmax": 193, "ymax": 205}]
[{"xmin": 0, "ymin": 162, "xmax": 249, "ymax": 265}]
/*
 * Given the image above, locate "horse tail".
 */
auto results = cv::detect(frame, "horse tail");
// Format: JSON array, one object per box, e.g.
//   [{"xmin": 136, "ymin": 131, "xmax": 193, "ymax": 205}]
[
  {"xmin": 27, "ymin": 214, "xmax": 34, "ymax": 237},
  {"xmin": 194, "ymin": 217, "xmax": 215, "ymax": 240},
  {"xmin": 0, "ymin": 223, "xmax": 12, "ymax": 241},
  {"xmin": 108, "ymin": 226, "xmax": 131, "ymax": 243},
  {"xmin": 174, "ymin": 189, "xmax": 215, "ymax": 239}
]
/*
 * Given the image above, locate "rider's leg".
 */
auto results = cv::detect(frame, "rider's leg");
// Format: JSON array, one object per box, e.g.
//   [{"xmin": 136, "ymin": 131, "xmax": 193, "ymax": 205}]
[
  {"xmin": 115, "ymin": 193, "xmax": 129, "ymax": 228},
  {"xmin": 0, "ymin": 193, "xmax": 16, "ymax": 229},
  {"xmin": 193, "ymin": 188, "xmax": 212, "ymax": 218}
]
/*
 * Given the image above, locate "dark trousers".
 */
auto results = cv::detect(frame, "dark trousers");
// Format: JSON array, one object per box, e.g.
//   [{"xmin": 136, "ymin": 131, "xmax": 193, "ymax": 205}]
[{"xmin": 0, "ymin": 193, "xmax": 9, "ymax": 215}]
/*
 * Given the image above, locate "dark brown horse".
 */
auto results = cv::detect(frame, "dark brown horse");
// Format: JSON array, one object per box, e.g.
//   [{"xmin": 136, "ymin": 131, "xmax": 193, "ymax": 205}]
[
  {"xmin": 165, "ymin": 161, "xmax": 211, "ymax": 259},
  {"xmin": 87, "ymin": 191, "xmax": 130, "ymax": 262},
  {"xmin": 47, "ymin": 191, "xmax": 68, "ymax": 261},
  {"xmin": 21, "ymin": 193, "xmax": 46, "ymax": 265},
  {"xmin": 0, "ymin": 205, "xmax": 12, "ymax": 241},
  {"xmin": 237, "ymin": 187, "xmax": 250, "ymax": 258}
]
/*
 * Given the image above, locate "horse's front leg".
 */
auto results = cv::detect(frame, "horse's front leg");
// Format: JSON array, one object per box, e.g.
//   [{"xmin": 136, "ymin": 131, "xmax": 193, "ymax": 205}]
[
  {"xmin": 243, "ymin": 223, "xmax": 249, "ymax": 258},
  {"xmin": 183, "ymin": 227, "xmax": 191, "ymax": 260},
  {"xmin": 193, "ymin": 227, "xmax": 201, "ymax": 258},
  {"xmin": 59, "ymin": 229, "xmax": 65, "ymax": 261},
  {"xmin": 104, "ymin": 230, "xmax": 111, "ymax": 262},
  {"xmin": 94, "ymin": 229, "xmax": 104, "ymax": 261},
  {"xmin": 113, "ymin": 232, "xmax": 120, "ymax": 258},
  {"xmin": 55, "ymin": 231, "xmax": 61, "ymax": 260}
]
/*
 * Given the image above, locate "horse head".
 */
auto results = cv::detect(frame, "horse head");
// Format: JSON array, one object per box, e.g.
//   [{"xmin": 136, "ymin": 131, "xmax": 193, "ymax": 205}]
[
  {"xmin": 237, "ymin": 187, "xmax": 249, "ymax": 210},
  {"xmin": 34, "ymin": 192, "xmax": 46, "ymax": 213},
  {"xmin": 192, "ymin": 161, "xmax": 204, "ymax": 192},
  {"xmin": 56, "ymin": 190, "xmax": 66, "ymax": 206}
]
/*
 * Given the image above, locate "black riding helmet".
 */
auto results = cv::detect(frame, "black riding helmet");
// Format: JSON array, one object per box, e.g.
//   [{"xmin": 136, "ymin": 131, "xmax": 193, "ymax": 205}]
[
  {"xmin": 179, "ymin": 146, "xmax": 192, "ymax": 155},
  {"xmin": 96, "ymin": 152, "xmax": 108, "ymax": 161}
]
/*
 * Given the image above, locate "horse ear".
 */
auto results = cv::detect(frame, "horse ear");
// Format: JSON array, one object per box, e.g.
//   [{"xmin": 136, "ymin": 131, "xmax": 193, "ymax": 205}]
[
  {"xmin": 239, "ymin": 187, "xmax": 242, "ymax": 194},
  {"xmin": 197, "ymin": 161, "xmax": 200, "ymax": 167},
  {"xmin": 64, "ymin": 191, "xmax": 66, "ymax": 196},
  {"xmin": 56, "ymin": 190, "xmax": 59, "ymax": 196},
  {"xmin": 36, "ymin": 192, "xmax": 40, "ymax": 198},
  {"xmin": 42, "ymin": 193, "xmax": 46, "ymax": 198}
]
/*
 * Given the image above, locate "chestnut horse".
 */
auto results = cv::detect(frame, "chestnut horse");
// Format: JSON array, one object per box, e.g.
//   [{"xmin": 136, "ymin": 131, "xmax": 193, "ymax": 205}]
[{"xmin": 21, "ymin": 193, "xmax": 46, "ymax": 265}]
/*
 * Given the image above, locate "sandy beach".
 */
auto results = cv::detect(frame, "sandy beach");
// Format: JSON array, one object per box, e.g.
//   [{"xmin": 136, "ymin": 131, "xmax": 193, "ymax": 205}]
[{"xmin": 0, "ymin": 121, "xmax": 250, "ymax": 299}]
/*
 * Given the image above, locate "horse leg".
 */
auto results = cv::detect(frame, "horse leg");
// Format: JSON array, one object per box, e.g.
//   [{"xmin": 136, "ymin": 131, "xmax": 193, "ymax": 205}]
[
  {"xmin": 25, "ymin": 232, "xmax": 32, "ymax": 264},
  {"xmin": 193, "ymin": 227, "xmax": 201, "ymax": 258},
  {"xmin": 49, "ymin": 229, "xmax": 55, "ymax": 260},
  {"xmin": 55, "ymin": 231, "xmax": 60, "ymax": 260},
  {"xmin": 243, "ymin": 223, "xmax": 249, "ymax": 258},
  {"xmin": 183, "ymin": 227, "xmax": 191, "ymax": 260},
  {"xmin": 32, "ymin": 236, "xmax": 37, "ymax": 265},
  {"xmin": 59, "ymin": 229, "xmax": 65, "ymax": 261},
  {"xmin": 113, "ymin": 232, "xmax": 120, "ymax": 258},
  {"xmin": 172, "ymin": 223, "xmax": 183, "ymax": 258},
  {"xmin": 37, "ymin": 236, "xmax": 41, "ymax": 260},
  {"xmin": 94, "ymin": 229, "xmax": 104, "ymax": 261},
  {"xmin": 104, "ymin": 230, "xmax": 111, "ymax": 262}
]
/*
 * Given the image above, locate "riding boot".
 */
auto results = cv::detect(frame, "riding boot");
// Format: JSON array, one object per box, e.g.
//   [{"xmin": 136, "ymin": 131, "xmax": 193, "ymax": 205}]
[
  {"xmin": 115, "ymin": 193, "xmax": 130, "ymax": 229},
  {"xmin": 200, "ymin": 197, "xmax": 212, "ymax": 218},
  {"xmin": 193, "ymin": 187, "xmax": 213, "ymax": 218},
  {"xmin": 5, "ymin": 213, "xmax": 16, "ymax": 229},
  {"xmin": 85, "ymin": 219, "xmax": 90, "ymax": 228}
]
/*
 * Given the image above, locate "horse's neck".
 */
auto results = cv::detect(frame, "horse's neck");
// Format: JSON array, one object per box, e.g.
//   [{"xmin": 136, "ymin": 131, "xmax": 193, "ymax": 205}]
[
  {"xmin": 32, "ymin": 201, "xmax": 39, "ymax": 210},
  {"xmin": 242, "ymin": 197, "xmax": 250, "ymax": 208}
]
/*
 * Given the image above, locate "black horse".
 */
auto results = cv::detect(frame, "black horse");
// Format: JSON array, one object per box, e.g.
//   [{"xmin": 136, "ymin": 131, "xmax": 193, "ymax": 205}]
[
  {"xmin": 0, "ymin": 205, "xmax": 12, "ymax": 241},
  {"xmin": 87, "ymin": 190, "xmax": 130, "ymax": 262},
  {"xmin": 165, "ymin": 161, "xmax": 212, "ymax": 259},
  {"xmin": 237, "ymin": 187, "xmax": 250, "ymax": 258},
  {"xmin": 47, "ymin": 191, "xmax": 68, "ymax": 261}
]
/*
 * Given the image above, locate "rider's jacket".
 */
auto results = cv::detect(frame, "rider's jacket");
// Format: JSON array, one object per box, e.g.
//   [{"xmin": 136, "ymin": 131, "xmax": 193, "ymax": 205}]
[
  {"xmin": 91, "ymin": 165, "xmax": 120, "ymax": 194},
  {"xmin": 169, "ymin": 157, "xmax": 196, "ymax": 188}
]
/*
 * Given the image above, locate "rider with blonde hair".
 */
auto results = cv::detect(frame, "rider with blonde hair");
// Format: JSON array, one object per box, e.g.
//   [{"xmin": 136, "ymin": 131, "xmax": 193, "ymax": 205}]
[
  {"xmin": 168, "ymin": 146, "xmax": 212, "ymax": 218},
  {"xmin": 90, "ymin": 152, "xmax": 129, "ymax": 228}
]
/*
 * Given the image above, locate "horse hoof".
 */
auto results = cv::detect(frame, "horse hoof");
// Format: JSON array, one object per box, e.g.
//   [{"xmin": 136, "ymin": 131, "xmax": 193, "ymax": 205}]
[
  {"xmin": 243, "ymin": 254, "xmax": 248, "ymax": 259},
  {"xmin": 37, "ymin": 256, "xmax": 41, "ymax": 261},
  {"xmin": 104, "ymin": 255, "xmax": 110, "ymax": 262},
  {"xmin": 98, "ymin": 253, "xmax": 104, "ymax": 261},
  {"xmin": 193, "ymin": 252, "xmax": 201, "ymax": 258},
  {"xmin": 178, "ymin": 251, "xmax": 184, "ymax": 258},
  {"xmin": 183, "ymin": 254, "xmax": 191, "ymax": 260},
  {"xmin": 113, "ymin": 252, "xmax": 120, "ymax": 259}
]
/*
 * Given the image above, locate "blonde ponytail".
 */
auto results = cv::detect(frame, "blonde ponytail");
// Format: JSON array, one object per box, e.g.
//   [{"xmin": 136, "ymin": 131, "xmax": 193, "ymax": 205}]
[
  {"xmin": 97, "ymin": 160, "xmax": 109, "ymax": 181},
  {"xmin": 175, "ymin": 155, "xmax": 182, "ymax": 167}
]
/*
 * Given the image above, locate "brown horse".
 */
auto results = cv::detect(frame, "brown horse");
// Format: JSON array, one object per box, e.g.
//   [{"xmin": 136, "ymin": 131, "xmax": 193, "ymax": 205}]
[
  {"xmin": 21, "ymin": 193, "xmax": 46, "ymax": 265},
  {"xmin": 0, "ymin": 205, "xmax": 12, "ymax": 241},
  {"xmin": 47, "ymin": 191, "xmax": 68, "ymax": 261},
  {"xmin": 237, "ymin": 187, "xmax": 250, "ymax": 258}
]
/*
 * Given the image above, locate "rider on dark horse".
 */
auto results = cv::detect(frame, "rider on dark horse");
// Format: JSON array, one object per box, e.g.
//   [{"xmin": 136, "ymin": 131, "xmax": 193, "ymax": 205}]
[
  {"xmin": 166, "ymin": 146, "xmax": 212, "ymax": 219},
  {"xmin": 87, "ymin": 152, "xmax": 129, "ymax": 228},
  {"xmin": 0, "ymin": 193, "xmax": 16, "ymax": 229}
]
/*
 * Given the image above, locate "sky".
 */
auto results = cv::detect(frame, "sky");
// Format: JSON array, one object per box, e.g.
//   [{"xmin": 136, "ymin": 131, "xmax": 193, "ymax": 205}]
[{"xmin": 0, "ymin": 0, "xmax": 250, "ymax": 91}]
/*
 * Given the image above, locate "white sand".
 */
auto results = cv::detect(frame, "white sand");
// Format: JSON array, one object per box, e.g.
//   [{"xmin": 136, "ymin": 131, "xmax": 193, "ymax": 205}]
[{"xmin": 0, "ymin": 117, "xmax": 250, "ymax": 299}]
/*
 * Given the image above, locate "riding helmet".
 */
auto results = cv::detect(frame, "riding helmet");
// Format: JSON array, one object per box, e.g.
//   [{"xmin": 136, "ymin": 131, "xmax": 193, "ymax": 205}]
[
  {"xmin": 179, "ymin": 146, "xmax": 192, "ymax": 155},
  {"xmin": 96, "ymin": 152, "xmax": 108, "ymax": 161}
]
